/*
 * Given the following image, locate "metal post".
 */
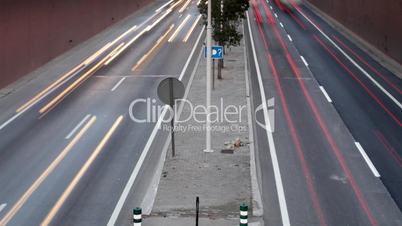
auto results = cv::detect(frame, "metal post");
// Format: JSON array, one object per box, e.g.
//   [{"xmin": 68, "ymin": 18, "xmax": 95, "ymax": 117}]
[
  {"xmin": 212, "ymin": 59, "xmax": 215, "ymax": 90},
  {"xmin": 196, "ymin": 197, "xmax": 199, "ymax": 226},
  {"xmin": 169, "ymin": 78, "xmax": 176, "ymax": 157},
  {"xmin": 240, "ymin": 203, "xmax": 248, "ymax": 226},
  {"xmin": 133, "ymin": 207, "xmax": 142, "ymax": 226},
  {"xmin": 204, "ymin": 0, "xmax": 213, "ymax": 153}
]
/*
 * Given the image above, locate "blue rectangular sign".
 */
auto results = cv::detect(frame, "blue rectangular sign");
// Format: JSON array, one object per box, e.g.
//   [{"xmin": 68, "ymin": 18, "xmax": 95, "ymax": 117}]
[{"xmin": 204, "ymin": 46, "xmax": 223, "ymax": 59}]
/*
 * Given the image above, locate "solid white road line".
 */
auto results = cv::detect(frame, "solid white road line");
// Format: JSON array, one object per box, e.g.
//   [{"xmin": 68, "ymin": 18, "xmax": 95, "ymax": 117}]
[
  {"xmin": 296, "ymin": 9, "xmax": 402, "ymax": 110},
  {"xmin": 111, "ymin": 77, "xmax": 126, "ymax": 92},
  {"xmin": 280, "ymin": 22, "xmax": 284, "ymax": 28},
  {"xmin": 319, "ymin": 86, "xmax": 332, "ymax": 103},
  {"xmin": 65, "ymin": 114, "xmax": 92, "ymax": 139},
  {"xmin": 0, "ymin": 203, "xmax": 6, "ymax": 213},
  {"xmin": 354, "ymin": 142, "xmax": 381, "ymax": 177},
  {"xmin": 247, "ymin": 12, "xmax": 291, "ymax": 226},
  {"xmin": 300, "ymin": 55, "xmax": 308, "ymax": 67},
  {"xmin": 107, "ymin": 25, "xmax": 206, "ymax": 226},
  {"xmin": 287, "ymin": 34, "xmax": 293, "ymax": 42}
]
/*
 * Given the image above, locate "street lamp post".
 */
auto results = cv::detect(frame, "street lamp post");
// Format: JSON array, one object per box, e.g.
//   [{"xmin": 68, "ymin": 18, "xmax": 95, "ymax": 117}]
[{"xmin": 204, "ymin": 0, "xmax": 213, "ymax": 153}]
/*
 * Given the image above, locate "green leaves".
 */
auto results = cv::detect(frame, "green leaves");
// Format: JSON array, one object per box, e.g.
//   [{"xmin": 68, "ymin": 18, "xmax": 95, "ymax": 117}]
[{"xmin": 198, "ymin": 0, "xmax": 249, "ymax": 47}]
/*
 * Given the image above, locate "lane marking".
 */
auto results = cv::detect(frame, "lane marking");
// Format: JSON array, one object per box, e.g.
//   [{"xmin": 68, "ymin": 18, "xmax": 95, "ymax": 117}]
[
  {"xmin": 274, "ymin": 13, "xmax": 278, "ymax": 18},
  {"xmin": 319, "ymin": 86, "xmax": 332, "ymax": 103},
  {"xmin": 246, "ymin": 12, "xmax": 290, "ymax": 226},
  {"xmin": 279, "ymin": 22, "xmax": 284, "ymax": 28},
  {"xmin": 287, "ymin": 34, "xmax": 293, "ymax": 42},
  {"xmin": 41, "ymin": 116, "xmax": 123, "ymax": 226},
  {"xmin": 168, "ymin": 14, "xmax": 191, "ymax": 42},
  {"xmin": 270, "ymin": 6, "xmax": 273, "ymax": 10},
  {"xmin": 65, "ymin": 114, "xmax": 92, "ymax": 139},
  {"xmin": 183, "ymin": 15, "xmax": 202, "ymax": 42},
  {"xmin": 354, "ymin": 142, "xmax": 381, "ymax": 177},
  {"xmin": 0, "ymin": 116, "xmax": 96, "ymax": 225},
  {"xmin": 300, "ymin": 55, "xmax": 308, "ymax": 67},
  {"xmin": 0, "ymin": 203, "xmax": 6, "ymax": 213},
  {"xmin": 107, "ymin": 25, "xmax": 206, "ymax": 226},
  {"xmin": 111, "ymin": 77, "xmax": 127, "ymax": 92},
  {"xmin": 296, "ymin": 8, "xmax": 402, "ymax": 110}
]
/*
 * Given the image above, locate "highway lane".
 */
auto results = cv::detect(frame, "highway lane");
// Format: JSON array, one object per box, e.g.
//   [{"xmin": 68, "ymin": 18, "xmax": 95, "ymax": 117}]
[
  {"xmin": 246, "ymin": 0, "xmax": 402, "ymax": 225},
  {"xmin": 0, "ymin": 0, "xmax": 204, "ymax": 225},
  {"xmin": 268, "ymin": 0, "xmax": 402, "ymax": 212}
]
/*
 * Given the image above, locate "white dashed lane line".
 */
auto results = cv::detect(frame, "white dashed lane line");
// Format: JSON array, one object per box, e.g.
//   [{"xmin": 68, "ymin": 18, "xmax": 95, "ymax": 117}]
[
  {"xmin": 319, "ymin": 86, "xmax": 332, "ymax": 103},
  {"xmin": 300, "ymin": 56, "xmax": 308, "ymax": 67}
]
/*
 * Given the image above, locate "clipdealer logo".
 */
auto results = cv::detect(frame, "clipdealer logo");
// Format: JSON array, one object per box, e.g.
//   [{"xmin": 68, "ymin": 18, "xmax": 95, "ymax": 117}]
[{"xmin": 128, "ymin": 97, "xmax": 274, "ymax": 132}]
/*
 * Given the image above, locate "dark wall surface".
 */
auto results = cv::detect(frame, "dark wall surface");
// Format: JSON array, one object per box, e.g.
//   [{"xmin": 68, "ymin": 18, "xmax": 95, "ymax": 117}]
[
  {"xmin": 307, "ymin": 0, "xmax": 402, "ymax": 64},
  {"xmin": 0, "ymin": 0, "xmax": 152, "ymax": 88}
]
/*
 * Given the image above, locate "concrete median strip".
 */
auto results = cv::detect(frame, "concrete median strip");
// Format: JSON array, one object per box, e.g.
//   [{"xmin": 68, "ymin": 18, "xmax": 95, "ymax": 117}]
[{"xmin": 145, "ymin": 19, "xmax": 260, "ymax": 225}]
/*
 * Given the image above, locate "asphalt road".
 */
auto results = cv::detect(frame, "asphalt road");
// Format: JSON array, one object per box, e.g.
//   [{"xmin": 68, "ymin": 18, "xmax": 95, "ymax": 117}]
[
  {"xmin": 245, "ymin": 0, "xmax": 402, "ymax": 225},
  {"xmin": 0, "ymin": 0, "xmax": 204, "ymax": 225}
]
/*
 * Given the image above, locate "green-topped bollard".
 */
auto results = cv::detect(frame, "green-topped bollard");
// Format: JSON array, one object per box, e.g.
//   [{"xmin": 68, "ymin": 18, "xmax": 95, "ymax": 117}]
[
  {"xmin": 240, "ymin": 203, "xmax": 248, "ymax": 226},
  {"xmin": 133, "ymin": 207, "xmax": 142, "ymax": 226}
]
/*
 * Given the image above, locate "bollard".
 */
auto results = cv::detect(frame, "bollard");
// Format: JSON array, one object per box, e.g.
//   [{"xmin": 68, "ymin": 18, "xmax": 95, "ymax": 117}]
[
  {"xmin": 240, "ymin": 203, "xmax": 248, "ymax": 226},
  {"xmin": 133, "ymin": 207, "xmax": 142, "ymax": 226}
]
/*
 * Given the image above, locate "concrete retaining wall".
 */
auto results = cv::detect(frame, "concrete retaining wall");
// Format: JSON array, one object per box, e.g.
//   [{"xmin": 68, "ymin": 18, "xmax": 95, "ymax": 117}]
[
  {"xmin": 307, "ymin": 0, "xmax": 402, "ymax": 64},
  {"xmin": 0, "ymin": 0, "xmax": 152, "ymax": 88}
]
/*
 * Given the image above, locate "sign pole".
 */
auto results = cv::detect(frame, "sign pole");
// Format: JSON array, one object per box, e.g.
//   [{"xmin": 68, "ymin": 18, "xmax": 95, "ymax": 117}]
[
  {"xmin": 204, "ymin": 0, "xmax": 213, "ymax": 153},
  {"xmin": 212, "ymin": 59, "xmax": 215, "ymax": 90},
  {"xmin": 169, "ymin": 78, "xmax": 176, "ymax": 157}
]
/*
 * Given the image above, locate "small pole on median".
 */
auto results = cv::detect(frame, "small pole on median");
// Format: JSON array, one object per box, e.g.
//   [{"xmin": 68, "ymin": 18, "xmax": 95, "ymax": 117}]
[
  {"xmin": 169, "ymin": 78, "xmax": 176, "ymax": 157},
  {"xmin": 196, "ymin": 196, "xmax": 200, "ymax": 226},
  {"xmin": 133, "ymin": 207, "xmax": 142, "ymax": 226},
  {"xmin": 240, "ymin": 203, "xmax": 248, "ymax": 226}
]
